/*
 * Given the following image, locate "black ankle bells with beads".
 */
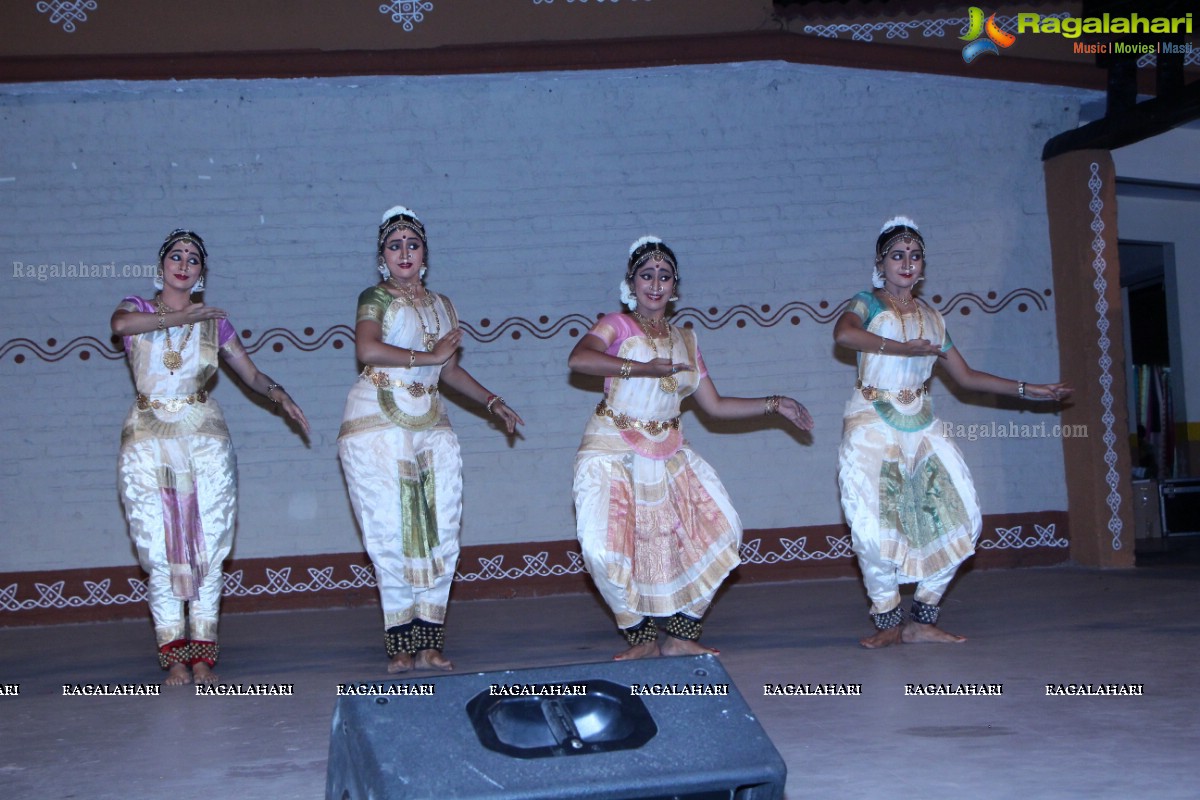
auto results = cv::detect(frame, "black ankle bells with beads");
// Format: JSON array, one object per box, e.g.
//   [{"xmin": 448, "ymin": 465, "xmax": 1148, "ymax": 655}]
[
  {"xmin": 384, "ymin": 623, "xmax": 411, "ymax": 657},
  {"xmin": 384, "ymin": 621, "xmax": 446, "ymax": 656},
  {"xmin": 622, "ymin": 617, "xmax": 659, "ymax": 646},
  {"xmin": 410, "ymin": 620, "xmax": 446, "ymax": 653},
  {"xmin": 910, "ymin": 600, "xmax": 941, "ymax": 625},
  {"xmin": 871, "ymin": 606, "xmax": 904, "ymax": 631},
  {"xmin": 663, "ymin": 613, "xmax": 704, "ymax": 641}
]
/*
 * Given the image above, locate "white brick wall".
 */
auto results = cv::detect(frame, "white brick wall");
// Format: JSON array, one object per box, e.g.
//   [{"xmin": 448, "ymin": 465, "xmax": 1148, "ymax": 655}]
[{"xmin": 0, "ymin": 64, "xmax": 1096, "ymax": 572}]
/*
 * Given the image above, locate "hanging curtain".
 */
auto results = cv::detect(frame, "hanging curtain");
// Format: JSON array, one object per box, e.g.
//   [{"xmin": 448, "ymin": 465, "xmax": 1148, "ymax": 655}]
[{"xmin": 1135, "ymin": 365, "xmax": 1175, "ymax": 479}]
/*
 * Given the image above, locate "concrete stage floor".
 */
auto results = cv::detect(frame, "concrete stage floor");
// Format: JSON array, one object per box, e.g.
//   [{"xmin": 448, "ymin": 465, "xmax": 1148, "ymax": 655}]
[{"xmin": 1, "ymin": 559, "xmax": 1197, "ymax": 799}]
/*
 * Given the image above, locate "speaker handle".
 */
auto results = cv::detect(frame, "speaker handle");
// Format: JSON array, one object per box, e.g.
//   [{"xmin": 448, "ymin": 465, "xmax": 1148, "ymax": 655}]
[{"xmin": 541, "ymin": 698, "xmax": 585, "ymax": 751}]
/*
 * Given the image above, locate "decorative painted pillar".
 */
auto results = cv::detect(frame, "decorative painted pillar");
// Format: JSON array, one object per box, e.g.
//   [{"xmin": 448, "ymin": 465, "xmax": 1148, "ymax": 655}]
[{"xmin": 1043, "ymin": 150, "xmax": 1135, "ymax": 567}]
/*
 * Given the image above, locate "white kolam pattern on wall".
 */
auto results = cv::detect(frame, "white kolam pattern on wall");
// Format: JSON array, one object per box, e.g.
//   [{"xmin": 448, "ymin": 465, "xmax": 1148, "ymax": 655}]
[
  {"xmin": 34, "ymin": 1, "xmax": 97, "ymax": 33},
  {"xmin": 1, "ymin": 522, "xmax": 1067, "ymax": 614},
  {"xmin": 1087, "ymin": 162, "xmax": 1123, "ymax": 550}
]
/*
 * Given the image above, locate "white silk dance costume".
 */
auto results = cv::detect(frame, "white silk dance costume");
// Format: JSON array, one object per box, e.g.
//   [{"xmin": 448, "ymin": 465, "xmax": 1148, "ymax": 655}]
[
  {"xmin": 837, "ymin": 291, "xmax": 982, "ymax": 616},
  {"xmin": 116, "ymin": 295, "xmax": 240, "ymax": 664},
  {"xmin": 573, "ymin": 313, "xmax": 742, "ymax": 631},
  {"xmin": 338, "ymin": 287, "xmax": 463, "ymax": 645}
]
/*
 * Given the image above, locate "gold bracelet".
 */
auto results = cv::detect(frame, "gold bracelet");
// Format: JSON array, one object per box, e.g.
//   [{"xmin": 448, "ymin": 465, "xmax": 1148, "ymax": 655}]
[
  {"xmin": 265, "ymin": 383, "xmax": 283, "ymax": 404},
  {"xmin": 158, "ymin": 305, "xmax": 167, "ymax": 331},
  {"xmin": 764, "ymin": 395, "xmax": 780, "ymax": 415},
  {"xmin": 618, "ymin": 360, "xmax": 633, "ymax": 379},
  {"xmin": 486, "ymin": 394, "xmax": 503, "ymax": 414},
  {"xmin": 408, "ymin": 349, "xmax": 417, "ymax": 369},
  {"xmin": 1018, "ymin": 381, "xmax": 1026, "ymax": 398},
  {"xmin": 878, "ymin": 336, "xmax": 886, "ymax": 354}
]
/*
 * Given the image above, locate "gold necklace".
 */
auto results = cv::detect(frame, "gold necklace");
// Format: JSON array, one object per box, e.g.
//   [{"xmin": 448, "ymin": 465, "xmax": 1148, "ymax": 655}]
[
  {"xmin": 881, "ymin": 292, "xmax": 924, "ymax": 342},
  {"xmin": 389, "ymin": 279, "xmax": 441, "ymax": 351},
  {"xmin": 156, "ymin": 299, "xmax": 194, "ymax": 374},
  {"xmin": 631, "ymin": 311, "xmax": 678, "ymax": 394}
]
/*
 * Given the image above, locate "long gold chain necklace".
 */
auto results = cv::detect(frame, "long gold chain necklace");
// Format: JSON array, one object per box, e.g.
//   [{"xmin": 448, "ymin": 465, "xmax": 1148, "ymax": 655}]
[
  {"xmin": 882, "ymin": 292, "xmax": 924, "ymax": 342},
  {"xmin": 631, "ymin": 310, "xmax": 678, "ymax": 394},
  {"xmin": 156, "ymin": 298, "xmax": 194, "ymax": 374},
  {"xmin": 389, "ymin": 279, "xmax": 441, "ymax": 351}
]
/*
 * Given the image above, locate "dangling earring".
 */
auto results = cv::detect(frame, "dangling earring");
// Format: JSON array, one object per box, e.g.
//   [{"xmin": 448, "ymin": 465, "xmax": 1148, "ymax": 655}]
[
  {"xmin": 620, "ymin": 279, "xmax": 637, "ymax": 311},
  {"xmin": 378, "ymin": 258, "xmax": 388, "ymax": 280},
  {"xmin": 193, "ymin": 273, "xmax": 205, "ymax": 292},
  {"xmin": 669, "ymin": 294, "xmax": 679, "ymax": 302},
  {"xmin": 420, "ymin": 267, "xmax": 427, "ymax": 280},
  {"xmin": 154, "ymin": 266, "xmax": 165, "ymax": 291}
]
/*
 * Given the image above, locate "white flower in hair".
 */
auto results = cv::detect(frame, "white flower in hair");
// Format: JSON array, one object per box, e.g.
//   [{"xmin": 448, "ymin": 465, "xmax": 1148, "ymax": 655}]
[
  {"xmin": 880, "ymin": 215, "xmax": 918, "ymax": 233},
  {"xmin": 629, "ymin": 235, "xmax": 664, "ymax": 255},
  {"xmin": 619, "ymin": 279, "xmax": 637, "ymax": 310},
  {"xmin": 381, "ymin": 205, "xmax": 420, "ymax": 223}
]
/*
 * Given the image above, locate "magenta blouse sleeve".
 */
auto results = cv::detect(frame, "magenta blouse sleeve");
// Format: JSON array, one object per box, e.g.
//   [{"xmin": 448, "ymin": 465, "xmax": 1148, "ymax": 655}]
[
  {"xmin": 118, "ymin": 296, "xmax": 155, "ymax": 352},
  {"xmin": 217, "ymin": 318, "xmax": 237, "ymax": 347},
  {"xmin": 602, "ymin": 313, "xmax": 636, "ymax": 355}
]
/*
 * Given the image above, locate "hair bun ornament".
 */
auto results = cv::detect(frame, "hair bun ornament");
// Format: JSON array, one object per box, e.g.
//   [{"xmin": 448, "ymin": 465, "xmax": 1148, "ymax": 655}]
[
  {"xmin": 381, "ymin": 205, "xmax": 420, "ymax": 224},
  {"xmin": 629, "ymin": 234, "xmax": 664, "ymax": 255},
  {"xmin": 880, "ymin": 215, "xmax": 918, "ymax": 233}
]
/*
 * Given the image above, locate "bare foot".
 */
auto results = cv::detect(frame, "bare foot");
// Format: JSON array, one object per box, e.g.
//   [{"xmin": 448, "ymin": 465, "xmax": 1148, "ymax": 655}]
[
  {"xmin": 415, "ymin": 650, "xmax": 454, "ymax": 671},
  {"xmin": 660, "ymin": 638, "xmax": 719, "ymax": 657},
  {"xmin": 163, "ymin": 662, "xmax": 192, "ymax": 686},
  {"xmin": 902, "ymin": 621, "xmax": 967, "ymax": 644},
  {"xmin": 613, "ymin": 641, "xmax": 660, "ymax": 661},
  {"xmin": 192, "ymin": 662, "xmax": 219, "ymax": 685},
  {"xmin": 859, "ymin": 626, "xmax": 903, "ymax": 649},
  {"xmin": 387, "ymin": 652, "xmax": 414, "ymax": 674}
]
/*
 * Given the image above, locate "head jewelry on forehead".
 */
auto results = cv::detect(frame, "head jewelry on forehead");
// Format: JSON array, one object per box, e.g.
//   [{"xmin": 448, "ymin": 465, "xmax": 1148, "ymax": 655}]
[
  {"xmin": 872, "ymin": 216, "xmax": 926, "ymax": 289},
  {"xmin": 875, "ymin": 215, "xmax": 925, "ymax": 260},
  {"xmin": 626, "ymin": 236, "xmax": 679, "ymax": 279},
  {"xmin": 622, "ymin": 235, "xmax": 680, "ymax": 310},
  {"xmin": 158, "ymin": 229, "xmax": 207, "ymax": 264},
  {"xmin": 378, "ymin": 205, "xmax": 427, "ymax": 253},
  {"xmin": 156, "ymin": 229, "xmax": 207, "ymax": 292}
]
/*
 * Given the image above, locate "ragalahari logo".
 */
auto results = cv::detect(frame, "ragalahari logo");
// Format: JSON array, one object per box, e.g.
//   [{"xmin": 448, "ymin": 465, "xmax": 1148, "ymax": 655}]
[{"xmin": 960, "ymin": 7, "xmax": 1017, "ymax": 63}]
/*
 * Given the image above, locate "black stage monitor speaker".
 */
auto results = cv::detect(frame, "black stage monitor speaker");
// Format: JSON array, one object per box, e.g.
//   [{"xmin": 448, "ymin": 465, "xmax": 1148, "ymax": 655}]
[
  {"xmin": 1161, "ymin": 478, "xmax": 1200, "ymax": 537},
  {"xmin": 327, "ymin": 653, "xmax": 786, "ymax": 800}
]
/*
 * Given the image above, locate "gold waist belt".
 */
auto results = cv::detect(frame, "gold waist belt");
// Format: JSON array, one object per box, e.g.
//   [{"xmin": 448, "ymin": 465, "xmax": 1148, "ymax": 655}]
[
  {"xmin": 596, "ymin": 399, "xmax": 680, "ymax": 435},
  {"xmin": 136, "ymin": 390, "xmax": 208, "ymax": 412},
  {"xmin": 856, "ymin": 379, "xmax": 928, "ymax": 405},
  {"xmin": 362, "ymin": 365, "xmax": 438, "ymax": 398}
]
